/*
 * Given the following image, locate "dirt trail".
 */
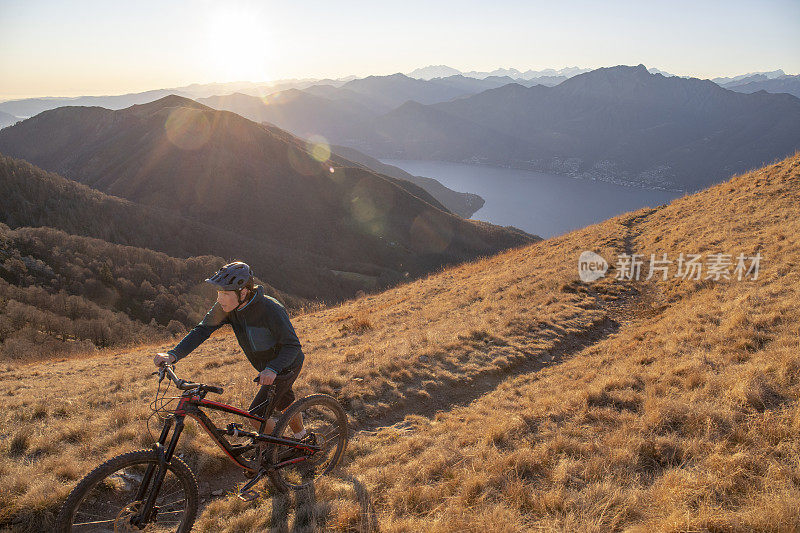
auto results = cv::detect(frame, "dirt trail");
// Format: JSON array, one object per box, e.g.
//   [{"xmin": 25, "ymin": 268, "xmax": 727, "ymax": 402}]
[{"xmin": 194, "ymin": 219, "xmax": 655, "ymax": 506}]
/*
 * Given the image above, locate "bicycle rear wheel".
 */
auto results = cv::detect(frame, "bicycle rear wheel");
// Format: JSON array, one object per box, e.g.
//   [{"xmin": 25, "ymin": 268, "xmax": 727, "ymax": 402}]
[
  {"xmin": 267, "ymin": 393, "xmax": 348, "ymax": 492},
  {"xmin": 55, "ymin": 449, "xmax": 198, "ymax": 532}
]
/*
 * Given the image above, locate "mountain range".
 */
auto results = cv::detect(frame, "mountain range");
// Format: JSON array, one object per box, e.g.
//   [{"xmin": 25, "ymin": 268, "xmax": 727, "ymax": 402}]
[
  {"xmin": 192, "ymin": 65, "xmax": 800, "ymax": 191},
  {"xmin": 3, "ymin": 65, "xmax": 796, "ymax": 122},
  {"xmin": 0, "ymin": 111, "xmax": 17, "ymax": 129},
  {"xmin": 406, "ymin": 64, "xmax": 592, "ymax": 80},
  {"xmin": 0, "ymin": 96, "xmax": 535, "ymax": 301},
  {"xmin": 721, "ymin": 74, "xmax": 800, "ymax": 99},
  {"xmin": 4, "ymin": 64, "xmax": 799, "ymax": 196},
  {"xmin": 330, "ymin": 65, "xmax": 800, "ymax": 191}
]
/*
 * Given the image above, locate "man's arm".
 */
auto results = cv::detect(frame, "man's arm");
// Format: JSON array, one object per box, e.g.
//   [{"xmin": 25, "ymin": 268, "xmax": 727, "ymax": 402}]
[
  {"xmin": 262, "ymin": 301, "xmax": 302, "ymax": 374},
  {"xmin": 167, "ymin": 302, "xmax": 229, "ymax": 361}
]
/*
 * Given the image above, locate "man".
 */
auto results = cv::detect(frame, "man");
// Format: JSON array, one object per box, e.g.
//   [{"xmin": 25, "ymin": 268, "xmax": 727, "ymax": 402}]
[{"xmin": 153, "ymin": 261, "xmax": 308, "ymax": 442}]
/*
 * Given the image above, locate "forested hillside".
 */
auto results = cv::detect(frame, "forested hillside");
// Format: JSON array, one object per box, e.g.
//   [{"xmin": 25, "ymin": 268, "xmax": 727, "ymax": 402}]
[{"xmin": 0, "ymin": 222, "xmax": 304, "ymax": 361}]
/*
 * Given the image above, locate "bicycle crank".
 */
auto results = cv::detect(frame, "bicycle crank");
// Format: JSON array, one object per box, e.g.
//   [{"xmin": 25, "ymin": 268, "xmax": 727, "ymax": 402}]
[{"xmin": 237, "ymin": 468, "xmax": 267, "ymax": 502}]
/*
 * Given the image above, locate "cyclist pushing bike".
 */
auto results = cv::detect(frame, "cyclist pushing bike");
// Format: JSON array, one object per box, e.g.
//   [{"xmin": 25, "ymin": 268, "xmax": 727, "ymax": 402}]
[
  {"xmin": 57, "ymin": 261, "xmax": 348, "ymax": 531},
  {"xmin": 154, "ymin": 261, "xmax": 311, "ymax": 443}
]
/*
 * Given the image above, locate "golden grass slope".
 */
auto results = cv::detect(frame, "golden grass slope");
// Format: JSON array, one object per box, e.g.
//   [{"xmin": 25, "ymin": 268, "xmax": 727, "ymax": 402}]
[{"xmin": 1, "ymin": 153, "xmax": 799, "ymax": 531}]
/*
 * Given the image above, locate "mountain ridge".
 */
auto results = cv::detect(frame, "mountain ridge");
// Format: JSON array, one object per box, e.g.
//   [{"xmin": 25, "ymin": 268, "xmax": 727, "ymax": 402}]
[{"xmin": 0, "ymin": 96, "xmax": 536, "ymax": 292}]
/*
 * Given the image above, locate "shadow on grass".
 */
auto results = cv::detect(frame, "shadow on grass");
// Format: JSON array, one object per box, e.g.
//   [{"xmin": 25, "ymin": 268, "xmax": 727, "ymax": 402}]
[{"xmin": 267, "ymin": 472, "xmax": 378, "ymax": 532}]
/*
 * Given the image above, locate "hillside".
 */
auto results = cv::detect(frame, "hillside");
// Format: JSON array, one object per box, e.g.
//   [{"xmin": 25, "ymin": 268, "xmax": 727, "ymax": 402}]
[
  {"xmin": 0, "ymin": 97, "xmax": 535, "ymax": 294},
  {"xmin": 328, "ymin": 144, "xmax": 485, "ymax": 218},
  {"xmin": 198, "ymin": 89, "xmax": 377, "ymax": 141},
  {"xmin": 1, "ymin": 153, "xmax": 798, "ymax": 531},
  {"xmin": 0, "ymin": 89, "xmax": 193, "ymax": 119},
  {"xmin": 197, "ymin": 93, "xmax": 480, "ymax": 218},
  {"xmin": 196, "ymin": 92, "xmax": 486, "ymax": 218},
  {"xmin": 0, "ymin": 154, "xmax": 378, "ymax": 302},
  {"xmin": 0, "ymin": 222, "xmax": 238, "ymax": 361}
]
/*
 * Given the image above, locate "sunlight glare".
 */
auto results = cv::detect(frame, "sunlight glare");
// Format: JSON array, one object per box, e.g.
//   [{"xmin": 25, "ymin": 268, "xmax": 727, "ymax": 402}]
[{"xmin": 204, "ymin": 4, "xmax": 273, "ymax": 82}]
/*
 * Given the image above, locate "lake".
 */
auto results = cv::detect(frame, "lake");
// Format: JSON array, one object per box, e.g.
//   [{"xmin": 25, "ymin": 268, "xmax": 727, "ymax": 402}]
[{"xmin": 380, "ymin": 159, "xmax": 683, "ymax": 238}]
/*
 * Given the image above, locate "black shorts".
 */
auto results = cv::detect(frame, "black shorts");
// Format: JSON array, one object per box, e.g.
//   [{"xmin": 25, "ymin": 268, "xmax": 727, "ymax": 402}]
[{"xmin": 248, "ymin": 360, "xmax": 302, "ymax": 418}]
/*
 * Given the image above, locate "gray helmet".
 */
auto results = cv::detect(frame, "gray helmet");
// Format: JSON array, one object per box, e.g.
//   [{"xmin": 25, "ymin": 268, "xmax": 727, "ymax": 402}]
[{"xmin": 205, "ymin": 261, "xmax": 253, "ymax": 291}]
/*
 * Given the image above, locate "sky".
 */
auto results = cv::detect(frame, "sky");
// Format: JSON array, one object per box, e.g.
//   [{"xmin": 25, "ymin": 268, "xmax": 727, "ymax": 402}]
[{"xmin": 1, "ymin": 0, "xmax": 798, "ymax": 100}]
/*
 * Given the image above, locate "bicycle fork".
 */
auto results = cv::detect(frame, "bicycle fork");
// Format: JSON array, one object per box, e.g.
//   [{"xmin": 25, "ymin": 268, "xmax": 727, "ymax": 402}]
[{"xmin": 131, "ymin": 415, "xmax": 186, "ymax": 527}]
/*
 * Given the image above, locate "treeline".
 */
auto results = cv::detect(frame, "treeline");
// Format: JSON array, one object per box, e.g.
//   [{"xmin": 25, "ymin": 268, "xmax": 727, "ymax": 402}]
[{"xmin": 0, "ymin": 223, "xmax": 307, "ymax": 362}]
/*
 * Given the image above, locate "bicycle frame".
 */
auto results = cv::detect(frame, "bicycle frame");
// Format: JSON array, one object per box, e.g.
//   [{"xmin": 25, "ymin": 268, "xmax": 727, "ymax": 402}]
[
  {"xmin": 130, "ymin": 383, "xmax": 321, "ymax": 526},
  {"xmin": 175, "ymin": 393, "xmax": 320, "ymax": 471}
]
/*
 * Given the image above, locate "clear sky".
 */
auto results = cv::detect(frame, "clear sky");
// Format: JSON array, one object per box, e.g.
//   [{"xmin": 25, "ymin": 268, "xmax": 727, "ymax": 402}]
[{"xmin": 1, "ymin": 0, "xmax": 798, "ymax": 100}]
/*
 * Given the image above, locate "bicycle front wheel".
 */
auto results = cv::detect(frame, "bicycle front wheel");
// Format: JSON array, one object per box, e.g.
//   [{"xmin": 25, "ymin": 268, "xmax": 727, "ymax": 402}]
[
  {"xmin": 55, "ymin": 449, "xmax": 199, "ymax": 532},
  {"xmin": 267, "ymin": 393, "xmax": 348, "ymax": 492}
]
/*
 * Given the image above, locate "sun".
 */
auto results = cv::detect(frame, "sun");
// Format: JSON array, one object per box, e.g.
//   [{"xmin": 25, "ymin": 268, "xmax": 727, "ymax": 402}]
[{"xmin": 204, "ymin": 5, "xmax": 273, "ymax": 82}]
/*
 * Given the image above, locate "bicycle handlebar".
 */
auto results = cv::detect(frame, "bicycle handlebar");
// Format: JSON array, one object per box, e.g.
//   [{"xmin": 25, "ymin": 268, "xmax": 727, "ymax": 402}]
[{"xmin": 156, "ymin": 363, "xmax": 224, "ymax": 395}]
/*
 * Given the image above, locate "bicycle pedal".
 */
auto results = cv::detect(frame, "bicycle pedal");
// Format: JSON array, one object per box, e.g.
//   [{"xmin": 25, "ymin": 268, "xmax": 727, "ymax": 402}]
[{"xmin": 237, "ymin": 489, "xmax": 260, "ymax": 502}]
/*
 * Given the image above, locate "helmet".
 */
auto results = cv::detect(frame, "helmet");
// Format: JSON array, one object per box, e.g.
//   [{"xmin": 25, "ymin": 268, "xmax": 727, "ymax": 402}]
[{"xmin": 205, "ymin": 261, "xmax": 254, "ymax": 291}]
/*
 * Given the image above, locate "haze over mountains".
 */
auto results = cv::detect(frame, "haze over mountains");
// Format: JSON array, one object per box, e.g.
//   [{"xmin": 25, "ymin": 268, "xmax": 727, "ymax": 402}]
[
  {"xmin": 4, "ymin": 64, "xmax": 796, "ymax": 122},
  {"xmin": 407, "ymin": 64, "xmax": 592, "ymax": 81},
  {"xmin": 0, "ymin": 111, "xmax": 16, "ymax": 129},
  {"xmin": 3, "ymin": 63, "xmax": 798, "ymax": 194},
  {"xmin": 713, "ymin": 69, "xmax": 787, "ymax": 86},
  {"xmin": 363, "ymin": 65, "xmax": 800, "ymax": 191},
  {"xmin": 720, "ymin": 73, "xmax": 800, "ymax": 99},
  {"xmin": 199, "ymin": 65, "xmax": 800, "ymax": 192},
  {"xmin": 0, "ymin": 79, "xmax": 355, "ymax": 119},
  {"xmin": 0, "ymin": 93, "xmax": 536, "ymax": 359},
  {"xmin": 0, "ymin": 96, "xmax": 534, "ymax": 299},
  {"xmin": 1, "ymin": 63, "xmax": 797, "ymax": 237}
]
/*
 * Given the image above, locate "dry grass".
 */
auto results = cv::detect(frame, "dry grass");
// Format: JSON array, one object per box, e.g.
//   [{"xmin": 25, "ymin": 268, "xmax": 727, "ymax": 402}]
[{"xmin": 1, "ymin": 153, "xmax": 799, "ymax": 531}]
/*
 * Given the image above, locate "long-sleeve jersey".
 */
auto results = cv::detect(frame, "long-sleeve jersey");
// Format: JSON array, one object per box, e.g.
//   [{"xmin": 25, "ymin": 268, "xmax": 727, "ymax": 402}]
[{"xmin": 167, "ymin": 285, "xmax": 303, "ymax": 374}]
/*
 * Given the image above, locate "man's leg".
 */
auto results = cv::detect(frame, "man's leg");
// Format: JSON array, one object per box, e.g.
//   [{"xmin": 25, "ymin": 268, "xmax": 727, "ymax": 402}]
[
  {"xmin": 248, "ymin": 415, "xmax": 277, "ymax": 433},
  {"xmin": 272, "ymin": 363, "xmax": 306, "ymax": 437},
  {"xmin": 289, "ymin": 411, "xmax": 304, "ymax": 435},
  {"xmin": 249, "ymin": 411, "xmax": 302, "ymax": 435},
  {"xmin": 248, "ymin": 383, "xmax": 278, "ymax": 432},
  {"xmin": 248, "ymin": 362, "xmax": 303, "ymax": 435}
]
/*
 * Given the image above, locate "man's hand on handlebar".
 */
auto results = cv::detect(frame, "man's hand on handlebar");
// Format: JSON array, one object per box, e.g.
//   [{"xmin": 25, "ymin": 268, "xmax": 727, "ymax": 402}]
[{"xmin": 154, "ymin": 352, "xmax": 176, "ymax": 367}]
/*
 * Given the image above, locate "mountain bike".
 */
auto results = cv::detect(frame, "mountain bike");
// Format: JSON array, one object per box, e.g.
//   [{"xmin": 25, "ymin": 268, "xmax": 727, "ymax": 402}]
[{"xmin": 55, "ymin": 363, "xmax": 348, "ymax": 532}]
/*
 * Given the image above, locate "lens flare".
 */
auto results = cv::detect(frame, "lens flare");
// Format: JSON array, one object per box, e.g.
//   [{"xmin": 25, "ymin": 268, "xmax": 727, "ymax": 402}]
[
  {"xmin": 287, "ymin": 143, "xmax": 319, "ymax": 176},
  {"xmin": 344, "ymin": 177, "xmax": 396, "ymax": 238},
  {"xmin": 328, "ymin": 165, "xmax": 346, "ymax": 185},
  {"xmin": 261, "ymin": 90, "xmax": 302, "ymax": 106},
  {"xmin": 306, "ymin": 135, "xmax": 331, "ymax": 163},
  {"xmin": 410, "ymin": 212, "xmax": 453, "ymax": 253},
  {"xmin": 164, "ymin": 108, "xmax": 212, "ymax": 151},
  {"xmin": 350, "ymin": 195, "xmax": 379, "ymax": 224}
]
